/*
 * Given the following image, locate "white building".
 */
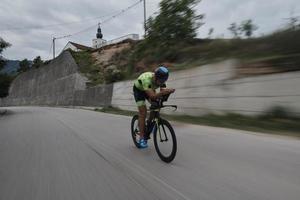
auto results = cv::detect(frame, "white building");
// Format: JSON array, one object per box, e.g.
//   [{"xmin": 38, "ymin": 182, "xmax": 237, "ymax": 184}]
[
  {"xmin": 63, "ymin": 41, "xmax": 93, "ymax": 52},
  {"xmin": 92, "ymin": 38, "xmax": 107, "ymax": 49},
  {"xmin": 92, "ymin": 24, "xmax": 139, "ymax": 49}
]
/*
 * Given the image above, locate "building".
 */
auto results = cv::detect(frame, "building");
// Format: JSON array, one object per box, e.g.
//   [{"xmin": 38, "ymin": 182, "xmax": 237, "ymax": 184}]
[
  {"xmin": 63, "ymin": 41, "xmax": 93, "ymax": 52},
  {"xmin": 92, "ymin": 24, "xmax": 139, "ymax": 49}
]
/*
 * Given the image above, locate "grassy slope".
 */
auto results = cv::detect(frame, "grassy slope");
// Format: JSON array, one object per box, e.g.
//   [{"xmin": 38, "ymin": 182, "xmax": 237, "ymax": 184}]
[
  {"xmin": 113, "ymin": 28, "xmax": 300, "ymax": 80},
  {"xmin": 70, "ymin": 50, "xmax": 104, "ymax": 87}
]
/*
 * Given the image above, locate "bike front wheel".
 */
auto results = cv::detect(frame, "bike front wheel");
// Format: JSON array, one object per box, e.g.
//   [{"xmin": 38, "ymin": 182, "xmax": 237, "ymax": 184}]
[
  {"xmin": 131, "ymin": 115, "xmax": 140, "ymax": 148},
  {"xmin": 153, "ymin": 119, "xmax": 177, "ymax": 163}
]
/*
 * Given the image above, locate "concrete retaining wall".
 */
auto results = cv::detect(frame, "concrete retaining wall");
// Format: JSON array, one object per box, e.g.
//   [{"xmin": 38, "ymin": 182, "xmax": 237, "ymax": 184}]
[
  {"xmin": 74, "ymin": 84, "xmax": 113, "ymax": 107},
  {"xmin": 111, "ymin": 60, "xmax": 300, "ymax": 116},
  {"xmin": 0, "ymin": 51, "xmax": 113, "ymax": 107},
  {"xmin": 0, "ymin": 51, "xmax": 86, "ymax": 106},
  {"xmin": 2, "ymin": 54, "xmax": 300, "ymax": 117}
]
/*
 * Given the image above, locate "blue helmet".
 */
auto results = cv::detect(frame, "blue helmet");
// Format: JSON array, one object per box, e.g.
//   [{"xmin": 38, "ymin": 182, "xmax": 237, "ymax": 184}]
[{"xmin": 155, "ymin": 66, "xmax": 169, "ymax": 83}]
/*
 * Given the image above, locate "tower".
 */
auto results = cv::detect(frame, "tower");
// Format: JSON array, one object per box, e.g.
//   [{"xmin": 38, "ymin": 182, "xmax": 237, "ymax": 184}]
[
  {"xmin": 92, "ymin": 23, "xmax": 106, "ymax": 49},
  {"xmin": 96, "ymin": 23, "xmax": 103, "ymax": 39}
]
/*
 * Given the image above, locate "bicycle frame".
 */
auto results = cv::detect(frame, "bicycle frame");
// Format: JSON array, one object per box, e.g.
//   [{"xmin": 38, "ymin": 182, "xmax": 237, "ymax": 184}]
[{"xmin": 145, "ymin": 104, "xmax": 177, "ymax": 137}]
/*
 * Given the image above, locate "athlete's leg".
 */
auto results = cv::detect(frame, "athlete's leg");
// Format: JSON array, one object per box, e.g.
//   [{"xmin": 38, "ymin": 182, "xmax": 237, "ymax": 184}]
[
  {"xmin": 133, "ymin": 85, "xmax": 148, "ymax": 143},
  {"xmin": 138, "ymin": 105, "xmax": 147, "ymax": 139}
]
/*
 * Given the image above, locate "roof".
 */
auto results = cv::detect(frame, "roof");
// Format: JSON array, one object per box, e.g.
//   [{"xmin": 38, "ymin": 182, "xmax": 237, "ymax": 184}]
[
  {"xmin": 91, "ymin": 38, "xmax": 139, "ymax": 52},
  {"xmin": 69, "ymin": 42, "xmax": 93, "ymax": 51}
]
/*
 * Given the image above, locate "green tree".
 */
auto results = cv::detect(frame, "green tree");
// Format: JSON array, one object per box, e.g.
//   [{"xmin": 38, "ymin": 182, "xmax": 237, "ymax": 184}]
[
  {"xmin": 0, "ymin": 73, "xmax": 13, "ymax": 98},
  {"xmin": 32, "ymin": 56, "xmax": 43, "ymax": 68},
  {"xmin": 286, "ymin": 17, "xmax": 299, "ymax": 30},
  {"xmin": 18, "ymin": 59, "xmax": 30, "ymax": 73},
  {"xmin": 145, "ymin": 0, "xmax": 204, "ymax": 46},
  {"xmin": 240, "ymin": 19, "xmax": 258, "ymax": 38},
  {"xmin": 228, "ymin": 23, "xmax": 241, "ymax": 38},
  {"xmin": 0, "ymin": 37, "xmax": 11, "ymax": 71},
  {"xmin": 0, "ymin": 38, "xmax": 12, "ymax": 98},
  {"xmin": 208, "ymin": 28, "xmax": 214, "ymax": 38}
]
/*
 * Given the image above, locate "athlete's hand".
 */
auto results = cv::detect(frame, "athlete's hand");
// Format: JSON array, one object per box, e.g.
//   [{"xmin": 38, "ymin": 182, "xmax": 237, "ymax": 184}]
[
  {"xmin": 169, "ymin": 88, "xmax": 175, "ymax": 93},
  {"xmin": 163, "ymin": 88, "xmax": 175, "ymax": 94}
]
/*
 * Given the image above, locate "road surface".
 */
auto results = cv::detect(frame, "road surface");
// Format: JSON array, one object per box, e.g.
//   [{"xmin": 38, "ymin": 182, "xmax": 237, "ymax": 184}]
[{"xmin": 0, "ymin": 107, "xmax": 299, "ymax": 200}]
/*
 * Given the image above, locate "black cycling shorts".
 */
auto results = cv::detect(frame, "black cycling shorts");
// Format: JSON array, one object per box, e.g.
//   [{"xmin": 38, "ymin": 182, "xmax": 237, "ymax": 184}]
[{"xmin": 133, "ymin": 85, "xmax": 149, "ymax": 106}]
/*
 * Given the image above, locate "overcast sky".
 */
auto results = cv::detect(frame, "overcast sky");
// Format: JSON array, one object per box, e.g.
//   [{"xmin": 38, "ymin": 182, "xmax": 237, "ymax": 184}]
[{"xmin": 1, "ymin": 0, "xmax": 299, "ymax": 60}]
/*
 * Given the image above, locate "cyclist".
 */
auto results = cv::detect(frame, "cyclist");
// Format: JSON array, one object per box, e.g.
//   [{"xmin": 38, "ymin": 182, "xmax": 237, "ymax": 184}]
[{"xmin": 133, "ymin": 66, "xmax": 175, "ymax": 148}]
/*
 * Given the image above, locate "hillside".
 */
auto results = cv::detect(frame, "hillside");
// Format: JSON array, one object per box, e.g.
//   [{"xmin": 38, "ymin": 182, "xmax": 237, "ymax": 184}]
[
  {"xmin": 70, "ymin": 39, "xmax": 136, "ymax": 87},
  {"xmin": 70, "ymin": 28, "xmax": 300, "ymax": 86}
]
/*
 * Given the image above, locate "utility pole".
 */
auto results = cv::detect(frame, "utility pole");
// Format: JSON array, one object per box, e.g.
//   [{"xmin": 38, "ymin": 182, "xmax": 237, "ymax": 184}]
[
  {"xmin": 52, "ymin": 34, "xmax": 71, "ymax": 59},
  {"xmin": 143, "ymin": 0, "xmax": 146, "ymax": 36},
  {"xmin": 52, "ymin": 37, "xmax": 56, "ymax": 59}
]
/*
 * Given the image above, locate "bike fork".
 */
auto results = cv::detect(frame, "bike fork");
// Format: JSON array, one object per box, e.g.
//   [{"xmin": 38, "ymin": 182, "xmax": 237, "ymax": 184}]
[{"xmin": 155, "ymin": 119, "xmax": 168, "ymax": 142}]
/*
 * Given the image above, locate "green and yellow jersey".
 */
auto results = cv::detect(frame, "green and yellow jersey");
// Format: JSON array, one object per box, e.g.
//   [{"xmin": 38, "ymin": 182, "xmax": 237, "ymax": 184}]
[
  {"xmin": 134, "ymin": 72, "xmax": 166, "ymax": 91},
  {"xmin": 134, "ymin": 72, "xmax": 156, "ymax": 91},
  {"xmin": 133, "ymin": 72, "xmax": 166, "ymax": 106}
]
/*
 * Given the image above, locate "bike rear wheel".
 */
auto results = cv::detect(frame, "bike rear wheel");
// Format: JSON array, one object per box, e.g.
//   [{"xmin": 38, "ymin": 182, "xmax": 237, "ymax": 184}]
[
  {"xmin": 153, "ymin": 119, "xmax": 177, "ymax": 163},
  {"xmin": 131, "ymin": 115, "xmax": 140, "ymax": 148}
]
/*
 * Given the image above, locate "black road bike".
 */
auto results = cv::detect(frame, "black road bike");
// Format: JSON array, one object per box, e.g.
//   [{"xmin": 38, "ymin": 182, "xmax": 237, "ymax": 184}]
[{"xmin": 131, "ymin": 94, "xmax": 177, "ymax": 163}]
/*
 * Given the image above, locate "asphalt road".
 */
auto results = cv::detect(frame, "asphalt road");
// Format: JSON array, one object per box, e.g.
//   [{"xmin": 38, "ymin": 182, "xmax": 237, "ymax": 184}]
[{"xmin": 0, "ymin": 107, "xmax": 299, "ymax": 200}]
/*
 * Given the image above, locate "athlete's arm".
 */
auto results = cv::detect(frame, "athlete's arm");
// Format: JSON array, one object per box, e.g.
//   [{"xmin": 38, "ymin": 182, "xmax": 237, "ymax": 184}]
[{"xmin": 145, "ymin": 88, "xmax": 175, "ymax": 101}]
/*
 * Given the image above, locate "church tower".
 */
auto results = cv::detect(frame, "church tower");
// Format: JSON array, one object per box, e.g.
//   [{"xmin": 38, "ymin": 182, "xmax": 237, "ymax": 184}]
[{"xmin": 92, "ymin": 23, "xmax": 106, "ymax": 49}]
